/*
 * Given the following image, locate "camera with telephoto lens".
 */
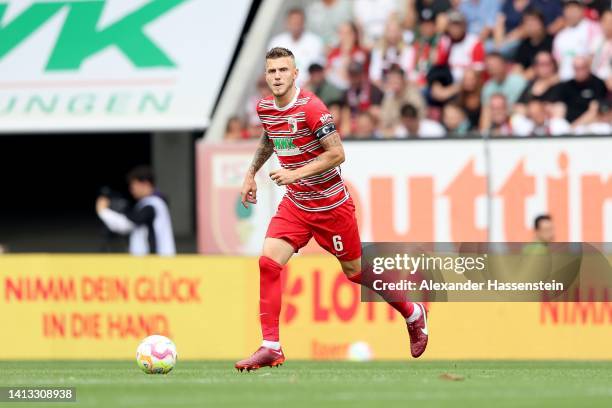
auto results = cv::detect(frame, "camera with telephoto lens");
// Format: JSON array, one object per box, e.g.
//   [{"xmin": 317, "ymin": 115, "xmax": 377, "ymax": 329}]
[{"xmin": 99, "ymin": 186, "xmax": 130, "ymax": 214}]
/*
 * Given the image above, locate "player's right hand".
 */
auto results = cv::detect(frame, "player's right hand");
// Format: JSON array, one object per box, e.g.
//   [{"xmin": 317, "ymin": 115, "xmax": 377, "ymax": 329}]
[
  {"xmin": 96, "ymin": 196, "xmax": 110, "ymax": 214},
  {"xmin": 240, "ymin": 176, "xmax": 257, "ymax": 208}
]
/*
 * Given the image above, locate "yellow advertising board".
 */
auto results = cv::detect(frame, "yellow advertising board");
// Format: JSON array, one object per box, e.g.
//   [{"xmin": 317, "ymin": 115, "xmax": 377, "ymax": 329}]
[
  {"xmin": 0, "ymin": 255, "xmax": 258, "ymax": 360},
  {"xmin": 1, "ymin": 255, "xmax": 611, "ymax": 360}
]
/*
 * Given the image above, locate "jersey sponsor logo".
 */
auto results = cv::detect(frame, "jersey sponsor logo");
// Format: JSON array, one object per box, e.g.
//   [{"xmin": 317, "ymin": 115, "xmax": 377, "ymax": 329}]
[
  {"xmin": 320, "ymin": 113, "xmax": 333, "ymax": 125},
  {"xmin": 287, "ymin": 117, "xmax": 298, "ymax": 134},
  {"xmin": 273, "ymin": 137, "xmax": 302, "ymax": 156},
  {"xmin": 273, "ymin": 137, "xmax": 297, "ymax": 150}
]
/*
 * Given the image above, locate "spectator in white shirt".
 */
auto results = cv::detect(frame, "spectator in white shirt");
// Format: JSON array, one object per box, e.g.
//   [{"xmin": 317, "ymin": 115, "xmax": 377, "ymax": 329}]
[
  {"xmin": 590, "ymin": 9, "xmax": 612, "ymax": 91},
  {"xmin": 353, "ymin": 0, "xmax": 401, "ymax": 47},
  {"xmin": 369, "ymin": 16, "xmax": 416, "ymax": 87},
  {"xmin": 512, "ymin": 99, "xmax": 572, "ymax": 136},
  {"xmin": 268, "ymin": 8, "xmax": 324, "ymax": 86},
  {"xmin": 96, "ymin": 167, "xmax": 176, "ymax": 256},
  {"xmin": 306, "ymin": 0, "xmax": 353, "ymax": 49},
  {"xmin": 394, "ymin": 103, "xmax": 446, "ymax": 138},
  {"xmin": 553, "ymin": 0, "xmax": 602, "ymax": 80},
  {"xmin": 573, "ymin": 100, "xmax": 612, "ymax": 135}
]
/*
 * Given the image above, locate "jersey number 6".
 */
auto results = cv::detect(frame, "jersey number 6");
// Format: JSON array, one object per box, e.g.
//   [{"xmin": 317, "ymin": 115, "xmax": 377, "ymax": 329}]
[{"xmin": 332, "ymin": 235, "xmax": 343, "ymax": 252}]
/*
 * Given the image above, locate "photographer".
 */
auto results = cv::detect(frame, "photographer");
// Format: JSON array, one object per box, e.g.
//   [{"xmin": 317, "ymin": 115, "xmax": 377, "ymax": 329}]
[{"xmin": 96, "ymin": 166, "xmax": 176, "ymax": 256}]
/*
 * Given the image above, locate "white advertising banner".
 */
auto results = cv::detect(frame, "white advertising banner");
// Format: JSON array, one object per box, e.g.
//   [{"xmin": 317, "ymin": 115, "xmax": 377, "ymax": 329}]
[
  {"xmin": 488, "ymin": 138, "xmax": 612, "ymax": 242},
  {"xmin": 197, "ymin": 138, "xmax": 612, "ymax": 255},
  {"xmin": 0, "ymin": 0, "xmax": 251, "ymax": 132}
]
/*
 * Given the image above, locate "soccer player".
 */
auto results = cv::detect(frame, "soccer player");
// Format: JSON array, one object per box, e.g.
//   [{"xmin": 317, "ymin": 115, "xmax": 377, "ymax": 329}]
[{"xmin": 235, "ymin": 47, "xmax": 428, "ymax": 371}]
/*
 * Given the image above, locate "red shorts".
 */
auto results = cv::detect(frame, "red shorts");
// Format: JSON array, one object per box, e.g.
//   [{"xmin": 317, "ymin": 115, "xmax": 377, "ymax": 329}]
[{"xmin": 266, "ymin": 196, "xmax": 362, "ymax": 261}]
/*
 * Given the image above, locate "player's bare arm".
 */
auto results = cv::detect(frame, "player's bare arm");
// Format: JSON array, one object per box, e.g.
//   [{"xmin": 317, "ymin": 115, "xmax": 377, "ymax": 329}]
[
  {"xmin": 269, "ymin": 132, "xmax": 345, "ymax": 186},
  {"xmin": 241, "ymin": 131, "xmax": 274, "ymax": 208}
]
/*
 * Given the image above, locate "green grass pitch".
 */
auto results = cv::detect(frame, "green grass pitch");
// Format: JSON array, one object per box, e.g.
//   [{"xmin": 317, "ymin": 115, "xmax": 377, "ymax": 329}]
[{"xmin": 1, "ymin": 361, "xmax": 611, "ymax": 408}]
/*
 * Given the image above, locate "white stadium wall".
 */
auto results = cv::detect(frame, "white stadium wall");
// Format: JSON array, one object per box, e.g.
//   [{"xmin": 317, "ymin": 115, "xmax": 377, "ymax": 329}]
[{"xmin": 197, "ymin": 137, "xmax": 612, "ymax": 254}]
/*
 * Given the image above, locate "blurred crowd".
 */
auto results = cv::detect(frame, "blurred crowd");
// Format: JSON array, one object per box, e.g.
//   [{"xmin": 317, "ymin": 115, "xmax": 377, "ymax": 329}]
[{"xmin": 225, "ymin": 0, "xmax": 612, "ymax": 140}]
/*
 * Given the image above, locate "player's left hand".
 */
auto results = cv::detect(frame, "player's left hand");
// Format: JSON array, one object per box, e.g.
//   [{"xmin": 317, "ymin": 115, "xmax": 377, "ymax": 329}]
[{"xmin": 269, "ymin": 168, "xmax": 299, "ymax": 186}]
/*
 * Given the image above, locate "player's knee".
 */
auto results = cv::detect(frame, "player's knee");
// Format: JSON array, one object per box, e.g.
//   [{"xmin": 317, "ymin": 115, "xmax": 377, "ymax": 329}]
[{"xmin": 262, "ymin": 238, "xmax": 294, "ymax": 265}]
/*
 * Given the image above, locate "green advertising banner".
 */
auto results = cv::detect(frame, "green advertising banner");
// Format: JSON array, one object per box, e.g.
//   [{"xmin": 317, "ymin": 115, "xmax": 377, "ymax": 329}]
[{"xmin": 0, "ymin": 0, "xmax": 251, "ymax": 132}]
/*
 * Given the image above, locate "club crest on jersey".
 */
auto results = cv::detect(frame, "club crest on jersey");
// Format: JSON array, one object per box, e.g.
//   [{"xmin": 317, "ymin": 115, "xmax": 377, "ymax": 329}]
[
  {"xmin": 287, "ymin": 117, "xmax": 298, "ymax": 134},
  {"xmin": 320, "ymin": 113, "xmax": 333, "ymax": 124}
]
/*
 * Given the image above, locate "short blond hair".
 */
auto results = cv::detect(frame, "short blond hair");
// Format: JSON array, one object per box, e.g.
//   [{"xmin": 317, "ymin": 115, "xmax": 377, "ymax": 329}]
[{"xmin": 266, "ymin": 47, "xmax": 295, "ymax": 62}]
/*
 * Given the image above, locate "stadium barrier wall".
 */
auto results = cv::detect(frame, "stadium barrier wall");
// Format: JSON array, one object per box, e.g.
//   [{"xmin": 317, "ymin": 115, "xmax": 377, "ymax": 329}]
[
  {"xmin": 197, "ymin": 138, "xmax": 612, "ymax": 254},
  {"xmin": 1, "ymin": 255, "xmax": 611, "ymax": 361}
]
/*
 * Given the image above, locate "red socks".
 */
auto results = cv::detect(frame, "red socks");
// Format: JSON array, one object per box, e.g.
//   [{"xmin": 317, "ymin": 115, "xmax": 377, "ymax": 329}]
[
  {"xmin": 259, "ymin": 257, "xmax": 414, "ymax": 343},
  {"xmin": 347, "ymin": 272, "xmax": 414, "ymax": 319},
  {"xmin": 259, "ymin": 256, "xmax": 283, "ymax": 342}
]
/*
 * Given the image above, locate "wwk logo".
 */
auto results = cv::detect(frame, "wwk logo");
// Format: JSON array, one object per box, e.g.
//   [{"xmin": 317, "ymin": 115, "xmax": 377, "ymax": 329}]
[{"xmin": 0, "ymin": 0, "xmax": 186, "ymax": 70}]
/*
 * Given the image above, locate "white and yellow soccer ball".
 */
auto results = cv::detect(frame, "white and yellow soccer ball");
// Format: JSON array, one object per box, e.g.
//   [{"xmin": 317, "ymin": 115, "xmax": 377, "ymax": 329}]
[
  {"xmin": 136, "ymin": 335, "xmax": 177, "ymax": 374},
  {"xmin": 347, "ymin": 341, "xmax": 373, "ymax": 362}
]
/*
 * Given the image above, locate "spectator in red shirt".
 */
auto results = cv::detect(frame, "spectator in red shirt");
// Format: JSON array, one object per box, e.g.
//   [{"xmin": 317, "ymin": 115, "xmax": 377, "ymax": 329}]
[
  {"xmin": 245, "ymin": 75, "xmax": 272, "ymax": 139},
  {"xmin": 326, "ymin": 22, "xmax": 369, "ymax": 90},
  {"xmin": 224, "ymin": 116, "xmax": 249, "ymax": 141},
  {"xmin": 436, "ymin": 10, "xmax": 486, "ymax": 83},
  {"xmin": 343, "ymin": 61, "xmax": 385, "ymax": 133}
]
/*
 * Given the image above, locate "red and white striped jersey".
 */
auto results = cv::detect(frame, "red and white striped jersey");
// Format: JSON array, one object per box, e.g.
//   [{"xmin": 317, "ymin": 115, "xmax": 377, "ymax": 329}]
[
  {"xmin": 257, "ymin": 88, "xmax": 349, "ymax": 212},
  {"xmin": 436, "ymin": 33, "xmax": 485, "ymax": 82}
]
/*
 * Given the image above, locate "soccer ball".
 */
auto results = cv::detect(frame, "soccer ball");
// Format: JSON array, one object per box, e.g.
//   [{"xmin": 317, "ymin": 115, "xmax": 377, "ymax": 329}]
[
  {"xmin": 136, "ymin": 335, "xmax": 177, "ymax": 374},
  {"xmin": 347, "ymin": 341, "xmax": 373, "ymax": 361}
]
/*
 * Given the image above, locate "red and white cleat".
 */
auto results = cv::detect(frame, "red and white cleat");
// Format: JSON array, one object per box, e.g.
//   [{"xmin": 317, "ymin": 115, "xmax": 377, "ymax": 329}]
[
  {"xmin": 407, "ymin": 303, "xmax": 429, "ymax": 358},
  {"xmin": 235, "ymin": 347, "xmax": 285, "ymax": 372}
]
